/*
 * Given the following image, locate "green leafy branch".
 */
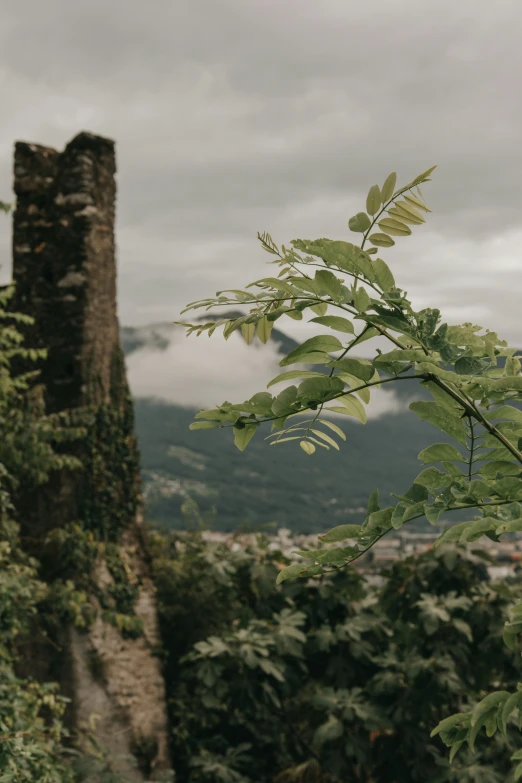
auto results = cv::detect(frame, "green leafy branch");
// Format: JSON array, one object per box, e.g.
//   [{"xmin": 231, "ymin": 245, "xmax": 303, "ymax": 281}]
[{"xmin": 178, "ymin": 165, "xmax": 522, "ymax": 772}]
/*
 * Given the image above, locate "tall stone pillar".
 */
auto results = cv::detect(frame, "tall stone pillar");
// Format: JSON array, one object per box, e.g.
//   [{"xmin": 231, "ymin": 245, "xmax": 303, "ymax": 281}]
[{"xmin": 12, "ymin": 133, "xmax": 170, "ymax": 781}]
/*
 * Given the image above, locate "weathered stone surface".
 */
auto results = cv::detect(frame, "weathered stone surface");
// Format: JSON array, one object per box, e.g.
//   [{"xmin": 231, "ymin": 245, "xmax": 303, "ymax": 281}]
[
  {"xmin": 71, "ymin": 523, "xmax": 170, "ymax": 781},
  {"xmin": 13, "ymin": 132, "xmax": 119, "ymax": 413},
  {"xmin": 11, "ymin": 132, "xmax": 170, "ymax": 779}
]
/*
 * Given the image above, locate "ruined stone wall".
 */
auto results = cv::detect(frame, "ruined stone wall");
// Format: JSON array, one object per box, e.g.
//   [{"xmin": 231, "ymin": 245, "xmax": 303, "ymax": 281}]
[
  {"xmin": 13, "ymin": 132, "xmax": 119, "ymax": 412},
  {"xmin": 12, "ymin": 132, "xmax": 170, "ymax": 781}
]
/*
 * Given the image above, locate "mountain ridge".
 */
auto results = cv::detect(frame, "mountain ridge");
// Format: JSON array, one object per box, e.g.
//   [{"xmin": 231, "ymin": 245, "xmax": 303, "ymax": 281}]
[{"xmin": 121, "ymin": 322, "xmax": 444, "ymax": 532}]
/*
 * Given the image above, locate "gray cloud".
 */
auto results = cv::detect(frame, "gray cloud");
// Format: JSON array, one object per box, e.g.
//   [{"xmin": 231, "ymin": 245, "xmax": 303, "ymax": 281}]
[
  {"xmin": 0, "ymin": 0, "xmax": 521, "ymax": 354},
  {"xmin": 125, "ymin": 326, "xmax": 404, "ymax": 419}
]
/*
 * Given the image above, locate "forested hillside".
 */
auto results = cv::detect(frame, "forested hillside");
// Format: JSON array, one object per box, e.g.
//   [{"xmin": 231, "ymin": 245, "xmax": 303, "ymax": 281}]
[{"xmin": 122, "ymin": 323, "xmax": 439, "ymax": 532}]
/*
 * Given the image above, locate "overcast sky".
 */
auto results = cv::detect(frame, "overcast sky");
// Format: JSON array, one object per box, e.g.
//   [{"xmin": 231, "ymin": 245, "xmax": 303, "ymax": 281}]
[{"xmin": 1, "ymin": 0, "xmax": 521, "ymax": 402}]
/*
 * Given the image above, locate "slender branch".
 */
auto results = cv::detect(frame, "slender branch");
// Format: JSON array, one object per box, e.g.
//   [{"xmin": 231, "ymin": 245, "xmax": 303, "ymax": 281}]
[
  {"xmin": 322, "ymin": 498, "xmax": 515, "ymax": 575},
  {"xmin": 365, "ymin": 321, "xmax": 522, "ymax": 465},
  {"xmin": 467, "ymin": 417, "xmax": 475, "ymax": 481},
  {"xmin": 240, "ymin": 375, "xmax": 426, "ymax": 433}
]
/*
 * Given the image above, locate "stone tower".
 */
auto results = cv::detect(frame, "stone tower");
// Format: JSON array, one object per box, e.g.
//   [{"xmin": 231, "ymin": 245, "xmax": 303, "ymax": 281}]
[{"xmin": 12, "ymin": 132, "xmax": 170, "ymax": 780}]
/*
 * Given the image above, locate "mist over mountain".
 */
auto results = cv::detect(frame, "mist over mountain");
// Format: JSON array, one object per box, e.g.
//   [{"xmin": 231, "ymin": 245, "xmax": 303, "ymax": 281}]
[{"xmin": 121, "ymin": 322, "xmax": 441, "ymax": 533}]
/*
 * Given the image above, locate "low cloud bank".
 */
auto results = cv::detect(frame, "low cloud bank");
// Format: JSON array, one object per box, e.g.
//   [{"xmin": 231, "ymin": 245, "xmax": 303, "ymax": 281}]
[{"xmin": 125, "ymin": 326, "xmax": 405, "ymax": 420}]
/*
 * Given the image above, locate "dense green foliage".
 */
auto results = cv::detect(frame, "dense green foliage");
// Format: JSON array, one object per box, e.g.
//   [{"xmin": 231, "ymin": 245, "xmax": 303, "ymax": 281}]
[
  {"xmin": 179, "ymin": 167, "xmax": 522, "ymax": 772},
  {"xmin": 0, "ymin": 283, "xmax": 140, "ymax": 780},
  {"xmin": 0, "ymin": 283, "xmax": 79, "ymax": 781},
  {"xmin": 150, "ymin": 518, "xmax": 522, "ymax": 782}
]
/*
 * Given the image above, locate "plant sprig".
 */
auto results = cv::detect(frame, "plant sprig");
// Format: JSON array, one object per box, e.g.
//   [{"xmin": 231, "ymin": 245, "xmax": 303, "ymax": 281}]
[{"xmin": 178, "ymin": 165, "xmax": 522, "ymax": 768}]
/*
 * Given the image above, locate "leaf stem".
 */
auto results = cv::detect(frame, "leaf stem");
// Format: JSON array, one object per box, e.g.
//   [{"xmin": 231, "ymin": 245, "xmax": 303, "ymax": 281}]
[{"xmin": 467, "ymin": 417, "xmax": 475, "ymax": 481}]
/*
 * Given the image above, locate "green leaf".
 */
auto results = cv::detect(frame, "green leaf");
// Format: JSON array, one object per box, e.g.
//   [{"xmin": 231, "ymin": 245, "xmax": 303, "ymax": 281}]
[
  {"xmin": 195, "ymin": 407, "xmax": 238, "ymax": 422},
  {"xmin": 377, "ymin": 218, "xmax": 412, "ymax": 237},
  {"xmin": 280, "ymin": 351, "xmax": 332, "ymax": 367},
  {"xmin": 366, "ymin": 185, "xmax": 382, "ymax": 216},
  {"xmin": 352, "ymin": 326, "xmax": 380, "ymax": 346},
  {"xmin": 418, "ymin": 443, "xmax": 466, "ymax": 464},
  {"xmin": 434, "ymin": 521, "xmax": 474, "ymax": 548},
  {"xmin": 503, "ymin": 629, "xmax": 518, "ymax": 651},
  {"xmin": 300, "ymin": 440, "xmax": 316, "ymax": 455},
  {"xmin": 409, "ymin": 401, "xmax": 468, "ymax": 445},
  {"xmin": 280, "ymin": 335, "xmax": 344, "ymax": 366},
  {"xmin": 291, "ymin": 277, "xmax": 323, "ymax": 295},
  {"xmin": 313, "ymin": 716, "xmax": 344, "ymax": 749},
  {"xmin": 493, "ymin": 477, "xmax": 522, "ymax": 501},
  {"xmin": 372, "ymin": 258, "xmax": 395, "ymax": 291},
  {"xmin": 430, "ymin": 712, "xmax": 470, "ymax": 738},
  {"xmin": 460, "ymin": 518, "xmax": 497, "ymax": 543},
  {"xmin": 272, "ymin": 386, "xmax": 299, "ymax": 416},
  {"xmin": 402, "ymin": 500, "xmax": 427, "ymax": 523},
  {"xmin": 257, "ymin": 316, "xmax": 273, "ymax": 344},
  {"xmin": 391, "ymin": 502, "xmax": 407, "ymax": 529},
  {"xmin": 425, "ymin": 504, "xmax": 444, "ymax": 525},
  {"xmin": 468, "ymin": 713, "xmax": 490, "ymax": 753},
  {"xmin": 276, "ymin": 562, "xmax": 315, "ymax": 585},
  {"xmin": 395, "ymin": 199, "xmax": 426, "ymax": 221},
  {"xmin": 266, "ymin": 306, "xmax": 293, "ymax": 322},
  {"xmin": 326, "ymin": 406, "xmax": 360, "ymax": 419},
  {"xmin": 314, "ymin": 546, "xmax": 356, "ymax": 565},
  {"xmin": 414, "ymin": 467, "xmax": 452, "ymax": 490},
  {"xmin": 331, "ymin": 358, "xmax": 374, "ymax": 382},
  {"xmin": 449, "ymin": 741, "xmax": 464, "ymax": 763},
  {"xmin": 223, "ymin": 316, "xmax": 249, "ymax": 339},
  {"xmin": 373, "ymin": 348, "xmax": 427, "ymax": 365},
  {"xmin": 309, "ymin": 315, "xmax": 354, "ymax": 333},
  {"xmin": 500, "ymin": 691, "xmax": 522, "ymax": 733},
  {"xmin": 380, "ymin": 172, "xmax": 397, "ymax": 203},
  {"xmin": 348, "ymin": 212, "xmax": 372, "ymax": 233},
  {"xmin": 387, "ymin": 207, "xmax": 425, "ymax": 226},
  {"xmin": 249, "ymin": 277, "xmax": 301, "ymax": 296},
  {"xmin": 492, "ymin": 377, "xmax": 522, "ymax": 391},
  {"xmin": 491, "ymin": 406, "xmax": 522, "ymax": 426},
  {"xmin": 315, "ymin": 269, "xmax": 343, "ymax": 298},
  {"xmin": 319, "ymin": 524, "xmax": 363, "ymax": 543},
  {"xmin": 479, "ymin": 461, "xmax": 521, "ymax": 479},
  {"xmin": 189, "ymin": 421, "xmax": 220, "ymax": 430},
  {"xmin": 293, "ymin": 547, "xmax": 326, "ymax": 559},
  {"xmin": 337, "ymin": 372, "xmax": 370, "ymax": 403},
  {"xmin": 411, "ymin": 165, "xmax": 437, "ymax": 185},
  {"xmin": 496, "ymin": 519, "xmax": 522, "ymax": 534},
  {"xmin": 270, "ymin": 436, "xmax": 302, "ymax": 445},
  {"xmin": 471, "ymin": 692, "xmax": 510, "ymax": 728},
  {"xmin": 404, "ymin": 193, "xmax": 431, "ymax": 212},
  {"xmin": 267, "ymin": 370, "xmax": 327, "ymax": 388},
  {"xmin": 233, "ymin": 424, "xmax": 258, "ymax": 451},
  {"xmin": 353, "ymin": 288, "xmax": 371, "ymax": 312},
  {"xmin": 367, "ymin": 488, "xmax": 380, "ymax": 514},
  {"xmin": 424, "ymin": 381, "xmax": 466, "ymax": 415},
  {"xmin": 321, "ymin": 419, "xmax": 347, "ymax": 441},
  {"xmin": 388, "ymin": 202, "xmax": 425, "ymax": 225},
  {"xmin": 431, "ymin": 712, "xmax": 470, "ymax": 738},
  {"xmin": 366, "ymin": 507, "xmax": 393, "ymax": 532},
  {"xmin": 244, "ymin": 391, "xmax": 274, "ymax": 415},
  {"xmin": 333, "ymin": 394, "xmax": 367, "ymax": 424},
  {"xmin": 240, "ymin": 322, "xmax": 256, "ymax": 344},
  {"xmin": 310, "ymin": 301, "xmax": 328, "ymax": 316},
  {"xmin": 298, "ymin": 376, "xmax": 344, "ymax": 399},
  {"xmin": 368, "ymin": 232, "xmax": 395, "ymax": 248}
]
